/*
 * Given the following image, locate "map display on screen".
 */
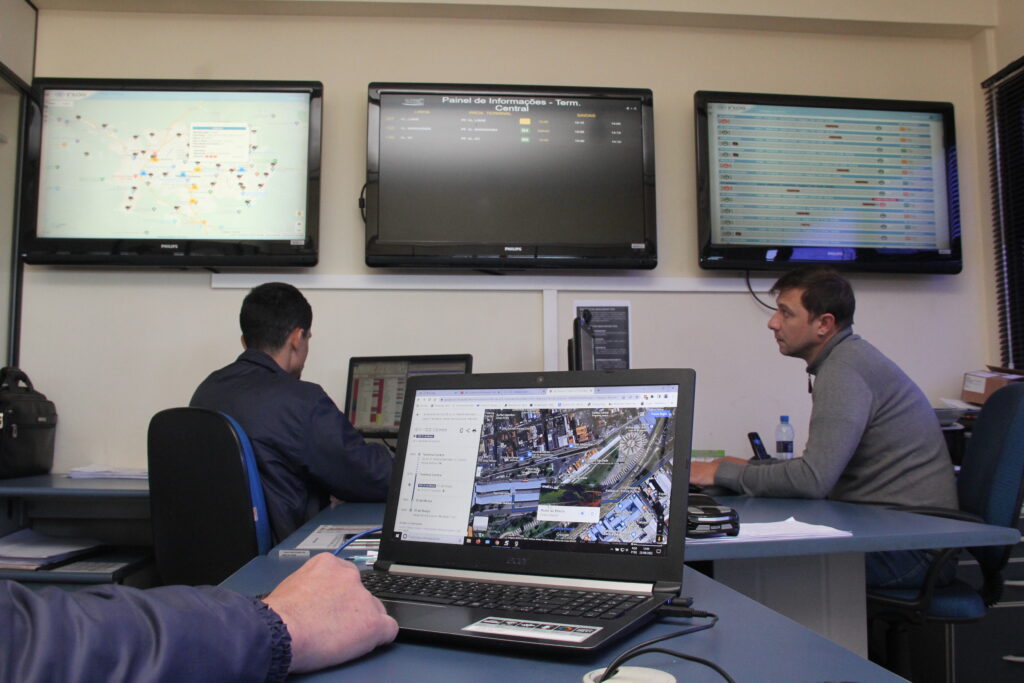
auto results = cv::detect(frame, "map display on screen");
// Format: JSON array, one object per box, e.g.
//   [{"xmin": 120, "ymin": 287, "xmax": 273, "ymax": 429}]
[{"xmin": 37, "ymin": 89, "xmax": 311, "ymax": 241}]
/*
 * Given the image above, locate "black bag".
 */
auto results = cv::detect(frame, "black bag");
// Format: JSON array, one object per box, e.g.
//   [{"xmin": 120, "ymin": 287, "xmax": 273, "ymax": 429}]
[{"xmin": 0, "ymin": 367, "xmax": 57, "ymax": 479}]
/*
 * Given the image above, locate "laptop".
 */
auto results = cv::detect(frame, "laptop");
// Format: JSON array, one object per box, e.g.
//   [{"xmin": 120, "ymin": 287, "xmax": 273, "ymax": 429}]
[
  {"xmin": 344, "ymin": 354, "xmax": 473, "ymax": 439},
  {"xmin": 363, "ymin": 368, "xmax": 695, "ymax": 652}
]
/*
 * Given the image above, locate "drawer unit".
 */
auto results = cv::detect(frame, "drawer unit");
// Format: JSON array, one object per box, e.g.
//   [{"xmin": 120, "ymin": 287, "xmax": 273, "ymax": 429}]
[
  {"xmin": 944, "ymin": 512, "xmax": 1024, "ymax": 682},
  {"xmin": 951, "ymin": 603, "xmax": 1024, "ymax": 682}
]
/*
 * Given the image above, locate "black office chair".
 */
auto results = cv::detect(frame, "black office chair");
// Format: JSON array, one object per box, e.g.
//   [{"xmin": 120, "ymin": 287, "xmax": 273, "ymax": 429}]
[
  {"xmin": 147, "ymin": 407, "xmax": 272, "ymax": 586},
  {"xmin": 867, "ymin": 382, "xmax": 1024, "ymax": 678}
]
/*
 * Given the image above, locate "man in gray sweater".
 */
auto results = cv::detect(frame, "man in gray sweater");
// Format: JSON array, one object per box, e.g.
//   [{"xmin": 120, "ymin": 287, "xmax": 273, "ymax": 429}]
[{"xmin": 690, "ymin": 266, "xmax": 959, "ymax": 588}]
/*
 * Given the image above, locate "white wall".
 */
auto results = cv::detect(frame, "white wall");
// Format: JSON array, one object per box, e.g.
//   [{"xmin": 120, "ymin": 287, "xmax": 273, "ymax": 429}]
[
  {"xmin": 0, "ymin": 0, "xmax": 35, "ymax": 85},
  {"xmin": 22, "ymin": 6, "xmax": 1004, "ymax": 469},
  {"xmin": 996, "ymin": 0, "xmax": 1024, "ymax": 70}
]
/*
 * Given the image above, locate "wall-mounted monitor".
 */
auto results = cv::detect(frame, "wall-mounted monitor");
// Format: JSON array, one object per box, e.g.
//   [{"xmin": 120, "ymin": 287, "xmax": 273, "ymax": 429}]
[
  {"xmin": 695, "ymin": 91, "xmax": 961, "ymax": 274},
  {"xmin": 365, "ymin": 83, "xmax": 657, "ymax": 270},
  {"xmin": 18, "ymin": 78, "xmax": 322, "ymax": 267}
]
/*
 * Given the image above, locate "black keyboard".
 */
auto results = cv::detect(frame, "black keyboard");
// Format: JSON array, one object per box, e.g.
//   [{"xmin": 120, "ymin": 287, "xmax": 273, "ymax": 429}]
[{"xmin": 362, "ymin": 572, "xmax": 649, "ymax": 620}]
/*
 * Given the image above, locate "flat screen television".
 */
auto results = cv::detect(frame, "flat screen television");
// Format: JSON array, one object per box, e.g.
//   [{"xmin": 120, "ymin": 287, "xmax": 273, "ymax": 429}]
[
  {"xmin": 365, "ymin": 83, "xmax": 657, "ymax": 270},
  {"xmin": 18, "ymin": 78, "xmax": 322, "ymax": 267},
  {"xmin": 695, "ymin": 91, "xmax": 962, "ymax": 273}
]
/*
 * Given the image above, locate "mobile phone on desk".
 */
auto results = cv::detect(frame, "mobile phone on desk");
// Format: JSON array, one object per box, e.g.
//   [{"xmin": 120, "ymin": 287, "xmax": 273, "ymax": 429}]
[{"xmin": 747, "ymin": 432, "xmax": 771, "ymax": 460}]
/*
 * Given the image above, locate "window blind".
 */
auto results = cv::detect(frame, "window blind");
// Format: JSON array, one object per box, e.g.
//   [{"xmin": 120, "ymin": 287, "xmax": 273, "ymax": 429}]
[{"xmin": 983, "ymin": 55, "xmax": 1024, "ymax": 368}]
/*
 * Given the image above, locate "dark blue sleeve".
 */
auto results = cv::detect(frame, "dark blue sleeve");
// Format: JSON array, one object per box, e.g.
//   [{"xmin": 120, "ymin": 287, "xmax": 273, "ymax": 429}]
[
  {"xmin": 0, "ymin": 581, "xmax": 290, "ymax": 683},
  {"xmin": 303, "ymin": 394, "xmax": 393, "ymax": 502}
]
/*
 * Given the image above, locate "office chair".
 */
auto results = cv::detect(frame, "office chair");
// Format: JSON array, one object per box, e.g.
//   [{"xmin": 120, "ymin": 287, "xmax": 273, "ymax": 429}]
[
  {"xmin": 867, "ymin": 382, "xmax": 1024, "ymax": 679},
  {"xmin": 147, "ymin": 407, "xmax": 272, "ymax": 586}
]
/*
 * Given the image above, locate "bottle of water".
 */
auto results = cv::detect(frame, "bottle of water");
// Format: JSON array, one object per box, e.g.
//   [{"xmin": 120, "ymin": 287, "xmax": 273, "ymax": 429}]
[{"xmin": 775, "ymin": 415, "xmax": 795, "ymax": 459}]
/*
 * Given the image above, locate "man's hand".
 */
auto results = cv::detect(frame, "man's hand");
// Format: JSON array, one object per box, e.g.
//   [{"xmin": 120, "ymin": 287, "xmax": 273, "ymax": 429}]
[
  {"xmin": 263, "ymin": 553, "xmax": 398, "ymax": 673},
  {"xmin": 689, "ymin": 460, "xmax": 723, "ymax": 487}
]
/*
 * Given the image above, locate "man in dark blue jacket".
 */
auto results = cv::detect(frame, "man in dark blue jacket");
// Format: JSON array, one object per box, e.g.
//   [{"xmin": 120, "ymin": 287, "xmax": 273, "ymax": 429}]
[
  {"xmin": 191, "ymin": 282, "xmax": 393, "ymax": 542},
  {"xmin": 0, "ymin": 552, "xmax": 398, "ymax": 682}
]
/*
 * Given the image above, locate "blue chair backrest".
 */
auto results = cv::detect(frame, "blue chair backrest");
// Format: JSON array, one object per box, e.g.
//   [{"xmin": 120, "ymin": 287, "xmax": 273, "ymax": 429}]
[
  {"xmin": 221, "ymin": 412, "xmax": 272, "ymax": 555},
  {"xmin": 956, "ymin": 382, "xmax": 1024, "ymax": 571}
]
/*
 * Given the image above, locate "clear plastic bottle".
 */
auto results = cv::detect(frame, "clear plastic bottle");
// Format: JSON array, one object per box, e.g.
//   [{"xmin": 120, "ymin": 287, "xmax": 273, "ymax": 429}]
[{"xmin": 775, "ymin": 415, "xmax": 795, "ymax": 459}]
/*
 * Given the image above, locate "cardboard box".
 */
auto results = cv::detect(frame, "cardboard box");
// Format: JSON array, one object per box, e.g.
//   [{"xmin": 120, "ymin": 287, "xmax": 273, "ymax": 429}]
[{"xmin": 961, "ymin": 366, "xmax": 1024, "ymax": 404}]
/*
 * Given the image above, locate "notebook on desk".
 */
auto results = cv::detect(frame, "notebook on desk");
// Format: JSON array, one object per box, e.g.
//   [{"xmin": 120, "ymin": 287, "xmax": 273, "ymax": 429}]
[{"xmin": 361, "ymin": 368, "xmax": 695, "ymax": 652}]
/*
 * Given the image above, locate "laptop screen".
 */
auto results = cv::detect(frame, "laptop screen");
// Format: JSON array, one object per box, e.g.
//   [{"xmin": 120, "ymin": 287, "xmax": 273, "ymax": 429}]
[
  {"xmin": 390, "ymin": 378, "xmax": 683, "ymax": 562},
  {"xmin": 344, "ymin": 354, "xmax": 473, "ymax": 438}
]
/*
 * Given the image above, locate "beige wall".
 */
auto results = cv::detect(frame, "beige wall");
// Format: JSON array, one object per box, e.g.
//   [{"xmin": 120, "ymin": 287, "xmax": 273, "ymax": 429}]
[
  {"xmin": 997, "ymin": 0, "xmax": 1024, "ymax": 70},
  {"xmin": 23, "ymin": 7, "xmax": 1007, "ymax": 469},
  {"xmin": 0, "ymin": 0, "xmax": 35, "ymax": 84}
]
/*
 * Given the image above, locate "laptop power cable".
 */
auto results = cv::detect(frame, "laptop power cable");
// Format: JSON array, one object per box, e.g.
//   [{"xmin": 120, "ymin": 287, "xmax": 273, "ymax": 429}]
[{"xmin": 585, "ymin": 606, "xmax": 735, "ymax": 683}]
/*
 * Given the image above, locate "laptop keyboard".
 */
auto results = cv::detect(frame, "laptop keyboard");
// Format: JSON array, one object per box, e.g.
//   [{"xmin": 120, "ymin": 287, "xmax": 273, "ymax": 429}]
[{"xmin": 362, "ymin": 572, "xmax": 650, "ymax": 620}]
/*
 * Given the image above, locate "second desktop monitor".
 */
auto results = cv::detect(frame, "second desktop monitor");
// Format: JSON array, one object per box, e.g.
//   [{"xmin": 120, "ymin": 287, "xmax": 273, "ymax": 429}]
[{"xmin": 344, "ymin": 354, "xmax": 473, "ymax": 439}]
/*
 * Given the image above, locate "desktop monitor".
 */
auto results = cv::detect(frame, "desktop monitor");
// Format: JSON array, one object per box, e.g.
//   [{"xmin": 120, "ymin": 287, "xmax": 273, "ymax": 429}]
[
  {"xmin": 694, "ymin": 90, "xmax": 962, "ymax": 273},
  {"xmin": 364, "ymin": 82, "xmax": 657, "ymax": 270},
  {"xmin": 344, "ymin": 354, "xmax": 473, "ymax": 439},
  {"xmin": 18, "ymin": 78, "xmax": 322, "ymax": 267}
]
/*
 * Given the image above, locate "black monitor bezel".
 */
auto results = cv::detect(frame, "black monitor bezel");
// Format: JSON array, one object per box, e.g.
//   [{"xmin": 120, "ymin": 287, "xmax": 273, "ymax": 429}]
[
  {"xmin": 694, "ymin": 90, "xmax": 962, "ymax": 274},
  {"xmin": 364, "ymin": 82, "xmax": 657, "ymax": 271},
  {"xmin": 18, "ymin": 77, "xmax": 322, "ymax": 267},
  {"xmin": 344, "ymin": 353, "xmax": 474, "ymax": 439}
]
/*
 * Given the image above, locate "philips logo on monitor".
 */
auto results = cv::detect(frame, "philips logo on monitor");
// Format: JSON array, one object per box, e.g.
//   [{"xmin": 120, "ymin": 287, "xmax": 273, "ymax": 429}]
[
  {"xmin": 504, "ymin": 246, "xmax": 523, "ymax": 252},
  {"xmin": 160, "ymin": 244, "xmax": 180, "ymax": 250}
]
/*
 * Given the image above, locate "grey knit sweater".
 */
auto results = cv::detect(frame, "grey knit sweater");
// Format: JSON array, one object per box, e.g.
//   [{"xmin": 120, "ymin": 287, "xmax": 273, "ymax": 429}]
[{"xmin": 716, "ymin": 327, "xmax": 959, "ymax": 509}]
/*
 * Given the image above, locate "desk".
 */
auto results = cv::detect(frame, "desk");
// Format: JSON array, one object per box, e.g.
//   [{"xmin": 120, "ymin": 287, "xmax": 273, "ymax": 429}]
[
  {"xmin": 258, "ymin": 499, "xmax": 1020, "ymax": 657},
  {"xmin": 689, "ymin": 496, "xmax": 1020, "ymax": 655},
  {"xmin": 0, "ymin": 474, "xmax": 152, "ymax": 586},
  {"xmin": 0, "ymin": 474, "xmax": 150, "ymax": 499},
  {"xmin": 222, "ymin": 505, "xmax": 904, "ymax": 682},
  {"xmin": 0, "ymin": 474, "xmax": 150, "ymax": 541}
]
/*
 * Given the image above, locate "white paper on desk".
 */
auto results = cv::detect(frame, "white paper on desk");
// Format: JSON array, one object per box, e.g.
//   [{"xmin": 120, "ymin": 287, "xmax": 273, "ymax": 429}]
[
  {"xmin": 0, "ymin": 528, "xmax": 102, "ymax": 567},
  {"xmin": 296, "ymin": 525, "xmax": 363, "ymax": 550},
  {"xmin": 688, "ymin": 517, "xmax": 852, "ymax": 543},
  {"xmin": 939, "ymin": 397, "xmax": 980, "ymax": 412},
  {"xmin": 68, "ymin": 464, "xmax": 149, "ymax": 479}
]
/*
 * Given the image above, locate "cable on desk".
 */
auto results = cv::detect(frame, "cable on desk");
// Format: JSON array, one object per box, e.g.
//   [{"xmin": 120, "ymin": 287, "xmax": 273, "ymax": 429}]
[
  {"xmin": 332, "ymin": 526, "xmax": 383, "ymax": 557},
  {"xmin": 597, "ymin": 607, "xmax": 733, "ymax": 682}
]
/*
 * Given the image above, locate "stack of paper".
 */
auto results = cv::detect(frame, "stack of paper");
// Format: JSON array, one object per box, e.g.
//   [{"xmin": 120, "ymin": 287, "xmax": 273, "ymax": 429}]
[
  {"xmin": 0, "ymin": 529, "xmax": 103, "ymax": 570},
  {"xmin": 688, "ymin": 517, "xmax": 852, "ymax": 543},
  {"xmin": 68, "ymin": 464, "xmax": 148, "ymax": 479}
]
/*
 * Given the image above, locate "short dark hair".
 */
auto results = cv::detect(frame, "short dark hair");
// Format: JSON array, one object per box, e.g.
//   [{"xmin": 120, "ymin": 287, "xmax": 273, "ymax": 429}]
[
  {"xmin": 240, "ymin": 282, "xmax": 313, "ymax": 352},
  {"xmin": 770, "ymin": 266, "xmax": 855, "ymax": 329}
]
